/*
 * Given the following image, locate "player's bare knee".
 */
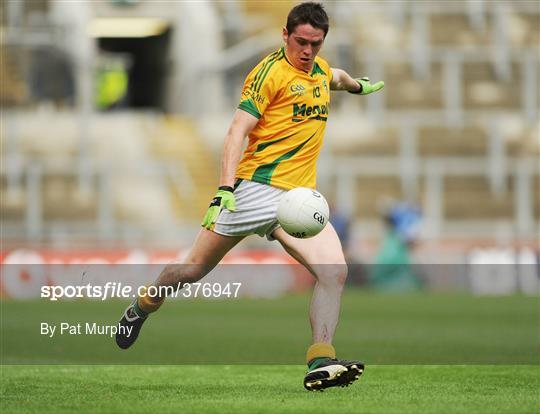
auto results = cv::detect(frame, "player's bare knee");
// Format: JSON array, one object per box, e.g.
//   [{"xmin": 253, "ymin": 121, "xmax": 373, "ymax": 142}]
[
  {"xmin": 334, "ymin": 263, "xmax": 348, "ymax": 286},
  {"xmin": 317, "ymin": 263, "xmax": 348, "ymax": 287}
]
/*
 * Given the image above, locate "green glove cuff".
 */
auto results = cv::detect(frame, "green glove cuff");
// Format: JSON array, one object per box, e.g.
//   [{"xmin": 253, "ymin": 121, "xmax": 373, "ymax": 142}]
[{"xmin": 348, "ymin": 77, "xmax": 385, "ymax": 95}]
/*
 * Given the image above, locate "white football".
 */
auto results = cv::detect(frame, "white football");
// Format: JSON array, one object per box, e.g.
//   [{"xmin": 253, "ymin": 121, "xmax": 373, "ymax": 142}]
[{"xmin": 277, "ymin": 187, "xmax": 329, "ymax": 239}]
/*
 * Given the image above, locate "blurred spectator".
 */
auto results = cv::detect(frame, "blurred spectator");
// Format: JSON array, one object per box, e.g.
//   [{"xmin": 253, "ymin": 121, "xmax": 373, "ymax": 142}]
[
  {"xmin": 371, "ymin": 201, "xmax": 423, "ymax": 292},
  {"xmin": 330, "ymin": 205, "xmax": 351, "ymax": 254},
  {"xmin": 95, "ymin": 58, "xmax": 129, "ymax": 110},
  {"xmin": 330, "ymin": 203, "xmax": 367, "ymax": 285}
]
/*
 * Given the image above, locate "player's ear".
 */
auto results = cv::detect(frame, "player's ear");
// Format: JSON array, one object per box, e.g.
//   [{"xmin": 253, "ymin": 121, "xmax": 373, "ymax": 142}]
[{"xmin": 282, "ymin": 27, "xmax": 288, "ymax": 43}]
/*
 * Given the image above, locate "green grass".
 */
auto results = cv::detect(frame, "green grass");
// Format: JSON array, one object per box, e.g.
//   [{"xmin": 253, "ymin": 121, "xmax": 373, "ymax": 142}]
[
  {"xmin": 1, "ymin": 291, "xmax": 539, "ymax": 412},
  {"xmin": 1, "ymin": 291, "xmax": 538, "ymax": 364},
  {"xmin": 2, "ymin": 365, "xmax": 539, "ymax": 413}
]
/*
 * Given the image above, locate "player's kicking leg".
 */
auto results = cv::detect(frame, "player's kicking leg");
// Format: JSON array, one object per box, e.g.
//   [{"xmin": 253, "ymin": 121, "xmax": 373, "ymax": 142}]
[
  {"xmin": 273, "ymin": 224, "xmax": 364, "ymax": 391},
  {"xmin": 116, "ymin": 229, "xmax": 244, "ymax": 349}
]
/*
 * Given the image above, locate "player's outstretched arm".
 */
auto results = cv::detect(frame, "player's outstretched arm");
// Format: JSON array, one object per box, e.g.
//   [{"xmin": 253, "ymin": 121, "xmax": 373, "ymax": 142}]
[
  {"xmin": 330, "ymin": 68, "xmax": 384, "ymax": 95},
  {"xmin": 202, "ymin": 109, "xmax": 259, "ymax": 229}
]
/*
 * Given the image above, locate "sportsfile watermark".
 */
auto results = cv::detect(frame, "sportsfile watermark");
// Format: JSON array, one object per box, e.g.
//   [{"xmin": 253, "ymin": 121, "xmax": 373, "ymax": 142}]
[
  {"xmin": 2, "ymin": 263, "xmax": 306, "ymax": 300},
  {"xmin": 40, "ymin": 282, "xmax": 243, "ymax": 301}
]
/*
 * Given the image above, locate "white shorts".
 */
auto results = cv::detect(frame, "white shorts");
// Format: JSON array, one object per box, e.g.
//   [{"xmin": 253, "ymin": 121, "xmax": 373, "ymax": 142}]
[{"xmin": 213, "ymin": 179, "xmax": 286, "ymax": 240}]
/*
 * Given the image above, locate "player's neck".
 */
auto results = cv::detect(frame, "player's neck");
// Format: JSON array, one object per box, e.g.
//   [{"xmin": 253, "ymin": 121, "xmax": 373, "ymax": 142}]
[{"xmin": 283, "ymin": 47, "xmax": 313, "ymax": 73}]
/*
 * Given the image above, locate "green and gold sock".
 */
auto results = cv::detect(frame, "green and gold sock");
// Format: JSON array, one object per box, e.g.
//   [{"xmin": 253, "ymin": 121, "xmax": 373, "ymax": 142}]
[{"xmin": 306, "ymin": 342, "xmax": 336, "ymax": 368}]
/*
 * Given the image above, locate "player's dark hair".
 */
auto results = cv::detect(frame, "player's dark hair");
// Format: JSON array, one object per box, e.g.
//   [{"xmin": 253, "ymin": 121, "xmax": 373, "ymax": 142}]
[{"xmin": 286, "ymin": 2, "xmax": 329, "ymax": 37}]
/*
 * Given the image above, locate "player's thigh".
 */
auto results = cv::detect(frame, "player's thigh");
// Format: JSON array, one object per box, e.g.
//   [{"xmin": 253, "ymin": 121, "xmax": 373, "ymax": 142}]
[
  {"xmin": 160, "ymin": 229, "xmax": 244, "ymax": 284},
  {"xmin": 272, "ymin": 223, "xmax": 347, "ymax": 280},
  {"xmin": 184, "ymin": 228, "xmax": 244, "ymax": 266}
]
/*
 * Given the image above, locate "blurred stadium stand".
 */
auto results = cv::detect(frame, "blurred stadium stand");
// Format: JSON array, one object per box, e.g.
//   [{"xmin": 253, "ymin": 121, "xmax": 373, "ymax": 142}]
[{"xmin": 1, "ymin": 0, "xmax": 538, "ymax": 257}]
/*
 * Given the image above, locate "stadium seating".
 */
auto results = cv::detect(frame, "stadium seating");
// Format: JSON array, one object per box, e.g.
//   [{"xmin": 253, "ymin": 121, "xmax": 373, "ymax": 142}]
[
  {"xmin": 383, "ymin": 62, "xmax": 445, "ymax": 111},
  {"xmin": 443, "ymin": 176, "xmax": 515, "ymax": 220},
  {"xmin": 0, "ymin": 47, "xmax": 29, "ymax": 107},
  {"xmin": 148, "ymin": 116, "xmax": 219, "ymax": 220},
  {"xmin": 417, "ymin": 126, "xmax": 488, "ymax": 156},
  {"xmin": 1, "ymin": 0, "xmax": 538, "ymax": 243}
]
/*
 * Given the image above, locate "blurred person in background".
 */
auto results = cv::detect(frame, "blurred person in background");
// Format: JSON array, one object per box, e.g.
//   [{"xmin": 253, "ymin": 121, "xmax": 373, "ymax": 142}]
[
  {"xmin": 329, "ymin": 202, "xmax": 368, "ymax": 286},
  {"xmin": 115, "ymin": 2, "xmax": 384, "ymax": 391},
  {"xmin": 95, "ymin": 58, "xmax": 129, "ymax": 110},
  {"xmin": 371, "ymin": 201, "xmax": 424, "ymax": 292},
  {"xmin": 329, "ymin": 203, "xmax": 351, "ymax": 256}
]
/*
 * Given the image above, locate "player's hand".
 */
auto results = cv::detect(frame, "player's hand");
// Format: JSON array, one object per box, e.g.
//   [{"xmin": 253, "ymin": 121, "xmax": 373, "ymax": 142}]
[
  {"xmin": 348, "ymin": 77, "xmax": 385, "ymax": 95},
  {"xmin": 201, "ymin": 186, "xmax": 236, "ymax": 229}
]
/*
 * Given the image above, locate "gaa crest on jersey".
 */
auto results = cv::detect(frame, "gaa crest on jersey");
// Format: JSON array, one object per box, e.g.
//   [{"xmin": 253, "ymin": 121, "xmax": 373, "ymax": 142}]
[{"xmin": 290, "ymin": 83, "xmax": 307, "ymax": 97}]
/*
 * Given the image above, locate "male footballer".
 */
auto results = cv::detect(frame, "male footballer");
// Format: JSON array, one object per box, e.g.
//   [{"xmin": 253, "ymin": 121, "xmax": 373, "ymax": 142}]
[{"xmin": 116, "ymin": 2, "xmax": 384, "ymax": 391}]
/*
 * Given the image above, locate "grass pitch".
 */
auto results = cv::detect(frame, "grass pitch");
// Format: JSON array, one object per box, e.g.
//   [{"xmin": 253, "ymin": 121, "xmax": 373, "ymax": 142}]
[
  {"xmin": 1, "ymin": 291, "xmax": 539, "ymax": 412},
  {"xmin": 2, "ymin": 365, "xmax": 539, "ymax": 413},
  {"xmin": 2, "ymin": 291, "xmax": 538, "ymax": 364}
]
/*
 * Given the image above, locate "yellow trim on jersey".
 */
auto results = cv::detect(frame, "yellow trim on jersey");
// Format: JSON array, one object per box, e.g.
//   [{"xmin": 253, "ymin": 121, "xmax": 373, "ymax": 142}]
[{"xmin": 237, "ymin": 47, "xmax": 332, "ymax": 190}]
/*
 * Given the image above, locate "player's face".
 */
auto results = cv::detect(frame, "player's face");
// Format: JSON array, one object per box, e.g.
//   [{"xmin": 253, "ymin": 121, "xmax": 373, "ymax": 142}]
[{"xmin": 283, "ymin": 24, "xmax": 325, "ymax": 72}]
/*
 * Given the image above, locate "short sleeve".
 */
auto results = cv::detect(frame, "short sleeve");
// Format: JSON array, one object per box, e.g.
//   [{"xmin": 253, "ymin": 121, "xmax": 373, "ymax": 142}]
[{"xmin": 238, "ymin": 60, "xmax": 279, "ymax": 119}]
